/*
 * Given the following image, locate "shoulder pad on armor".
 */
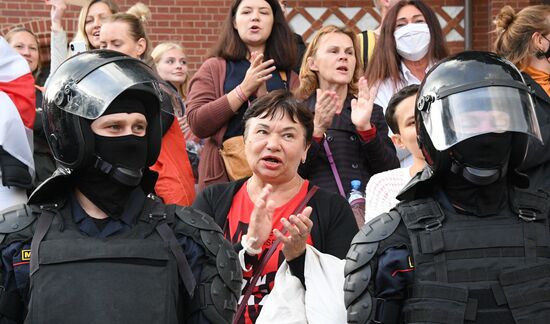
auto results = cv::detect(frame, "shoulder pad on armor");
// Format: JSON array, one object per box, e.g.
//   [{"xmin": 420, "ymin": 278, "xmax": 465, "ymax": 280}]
[
  {"xmin": 0, "ymin": 204, "xmax": 37, "ymax": 234},
  {"xmin": 343, "ymin": 211, "xmax": 401, "ymax": 324},
  {"xmin": 199, "ymin": 230, "xmax": 242, "ymax": 297},
  {"xmin": 174, "ymin": 206, "xmax": 242, "ymax": 323},
  {"xmin": 175, "ymin": 206, "xmax": 223, "ymax": 234},
  {"xmin": 200, "ymin": 277, "xmax": 239, "ymax": 324},
  {"xmin": 0, "ymin": 204, "xmax": 37, "ymax": 243},
  {"xmin": 396, "ymin": 167, "xmax": 436, "ymax": 201},
  {"xmin": 345, "ymin": 210, "xmax": 402, "ymax": 275}
]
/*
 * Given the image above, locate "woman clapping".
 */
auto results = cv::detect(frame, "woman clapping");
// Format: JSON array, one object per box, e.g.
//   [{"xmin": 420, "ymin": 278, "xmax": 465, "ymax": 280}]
[
  {"xmin": 193, "ymin": 90, "xmax": 358, "ymax": 323},
  {"xmin": 295, "ymin": 25, "xmax": 399, "ymax": 205}
]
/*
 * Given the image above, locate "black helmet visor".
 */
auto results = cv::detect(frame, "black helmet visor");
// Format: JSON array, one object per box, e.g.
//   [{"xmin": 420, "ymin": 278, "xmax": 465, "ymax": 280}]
[{"xmin": 45, "ymin": 59, "xmax": 184, "ymax": 119}]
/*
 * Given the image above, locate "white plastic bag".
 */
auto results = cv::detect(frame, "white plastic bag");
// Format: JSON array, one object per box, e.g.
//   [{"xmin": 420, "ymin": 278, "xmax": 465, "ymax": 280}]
[{"xmin": 256, "ymin": 245, "xmax": 347, "ymax": 324}]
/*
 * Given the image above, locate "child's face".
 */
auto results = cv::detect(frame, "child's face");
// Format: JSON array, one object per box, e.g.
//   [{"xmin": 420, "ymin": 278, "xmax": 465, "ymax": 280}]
[{"xmin": 391, "ymin": 94, "xmax": 425, "ymax": 160}]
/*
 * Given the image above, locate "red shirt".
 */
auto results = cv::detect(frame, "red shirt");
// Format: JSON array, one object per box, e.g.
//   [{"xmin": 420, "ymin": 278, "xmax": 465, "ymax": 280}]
[{"xmin": 225, "ymin": 180, "xmax": 312, "ymax": 324}]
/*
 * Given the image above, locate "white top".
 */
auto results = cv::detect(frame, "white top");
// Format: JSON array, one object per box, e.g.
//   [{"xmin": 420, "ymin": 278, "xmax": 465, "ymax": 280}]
[
  {"xmin": 364, "ymin": 167, "xmax": 412, "ymax": 223},
  {"xmin": 374, "ymin": 62, "xmax": 430, "ymax": 113},
  {"xmin": 49, "ymin": 30, "xmax": 69, "ymax": 79},
  {"xmin": 0, "ymin": 177, "xmax": 27, "ymax": 210},
  {"xmin": 373, "ymin": 61, "xmax": 432, "ymax": 167}
]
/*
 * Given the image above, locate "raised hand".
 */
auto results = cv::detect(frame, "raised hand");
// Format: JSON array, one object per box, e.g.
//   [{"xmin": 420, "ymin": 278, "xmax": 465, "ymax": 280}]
[
  {"xmin": 313, "ymin": 89, "xmax": 339, "ymax": 137},
  {"xmin": 240, "ymin": 52, "xmax": 276, "ymax": 98},
  {"xmin": 351, "ymin": 76, "xmax": 379, "ymax": 131},
  {"xmin": 46, "ymin": 0, "xmax": 67, "ymax": 32},
  {"xmin": 273, "ymin": 206, "xmax": 313, "ymax": 261},
  {"xmin": 246, "ymin": 184, "xmax": 276, "ymax": 251}
]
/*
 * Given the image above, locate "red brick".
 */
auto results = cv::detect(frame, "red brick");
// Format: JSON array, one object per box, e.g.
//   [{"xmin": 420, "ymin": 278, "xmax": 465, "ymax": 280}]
[{"xmin": 1, "ymin": 0, "xmax": 542, "ymax": 73}]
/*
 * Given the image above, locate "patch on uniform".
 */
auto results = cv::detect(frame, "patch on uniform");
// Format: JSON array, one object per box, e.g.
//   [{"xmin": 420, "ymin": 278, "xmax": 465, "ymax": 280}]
[
  {"xmin": 391, "ymin": 255, "xmax": 415, "ymax": 277},
  {"xmin": 21, "ymin": 249, "xmax": 31, "ymax": 261}
]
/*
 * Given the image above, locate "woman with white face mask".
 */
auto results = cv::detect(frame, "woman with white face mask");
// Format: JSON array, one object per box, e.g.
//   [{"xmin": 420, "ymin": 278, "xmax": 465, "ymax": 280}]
[{"xmin": 365, "ymin": 0, "xmax": 448, "ymax": 167}]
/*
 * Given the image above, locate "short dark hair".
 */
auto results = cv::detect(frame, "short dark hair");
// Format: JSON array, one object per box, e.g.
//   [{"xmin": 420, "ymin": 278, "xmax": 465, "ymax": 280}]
[
  {"xmin": 243, "ymin": 90, "xmax": 313, "ymax": 145},
  {"xmin": 385, "ymin": 84, "xmax": 419, "ymax": 134},
  {"xmin": 209, "ymin": 0, "xmax": 296, "ymax": 71}
]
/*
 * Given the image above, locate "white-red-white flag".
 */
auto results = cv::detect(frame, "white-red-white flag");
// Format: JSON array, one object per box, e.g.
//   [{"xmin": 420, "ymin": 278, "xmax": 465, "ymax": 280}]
[{"xmin": 0, "ymin": 36, "xmax": 36, "ymax": 178}]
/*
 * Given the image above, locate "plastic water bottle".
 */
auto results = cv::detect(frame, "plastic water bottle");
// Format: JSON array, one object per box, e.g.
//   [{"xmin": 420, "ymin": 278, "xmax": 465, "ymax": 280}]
[{"xmin": 348, "ymin": 180, "xmax": 365, "ymax": 227}]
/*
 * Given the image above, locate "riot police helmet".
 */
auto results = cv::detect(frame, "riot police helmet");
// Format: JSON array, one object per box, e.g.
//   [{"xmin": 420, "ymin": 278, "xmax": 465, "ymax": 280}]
[
  {"xmin": 415, "ymin": 51, "xmax": 541, "ymax": 185},
  {"xmin": 43, "ymin": 50, "xmax": 183, "ymax": 173}
]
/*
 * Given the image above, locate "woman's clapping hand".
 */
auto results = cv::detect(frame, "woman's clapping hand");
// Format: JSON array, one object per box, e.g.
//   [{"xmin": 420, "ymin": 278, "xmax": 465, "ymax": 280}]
[
  {"xmin": 246, "ymin": 184, "xmax": 276, "ymax": 251},
  {"xmin": 273, "ymin": 206, "xmax": 313, "ymax": 261},
  {"xmin": 351, "ymin": 76, "xmax": 379, "ymax": 131}
]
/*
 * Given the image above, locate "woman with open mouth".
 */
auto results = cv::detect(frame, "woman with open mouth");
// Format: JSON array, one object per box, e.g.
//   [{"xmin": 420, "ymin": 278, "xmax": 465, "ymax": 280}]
[
  {"xmin": 294, "ymin": 25, "xmax": 399, "ymax": 224},
  {"xmin": 47, "ymin": 0, "xmax": 119, "ymax": 73},
  {"xmin": 186, "ymin": 0, "xmax": 299, "ymax": 190},
  {"xmin": 193, "ymin": 90, "xmax": 358, "ymax": 324}
]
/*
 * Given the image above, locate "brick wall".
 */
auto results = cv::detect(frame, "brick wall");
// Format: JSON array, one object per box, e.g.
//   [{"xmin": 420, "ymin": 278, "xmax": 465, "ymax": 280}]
[{"xmin": 0, "ymin": 0, "xmax": 544, "ymax": 73}]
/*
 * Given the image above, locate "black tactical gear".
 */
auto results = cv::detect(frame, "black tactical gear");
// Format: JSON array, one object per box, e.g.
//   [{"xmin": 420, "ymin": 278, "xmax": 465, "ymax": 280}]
[
  {"xmin": 344, "ymin": 52, "xmax": 550, "ymax": 324},
  {"xmin": 0, "ymin": 196, "xmax": 242, "ymax": 324},
  {"xmin": 345, "ymin": 183, "xmax": 550, "ymax": 324}
]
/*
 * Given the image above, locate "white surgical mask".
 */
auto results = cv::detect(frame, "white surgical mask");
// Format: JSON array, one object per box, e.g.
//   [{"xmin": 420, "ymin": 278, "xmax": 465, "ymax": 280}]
[{"xmin": 394, "ymin": 23, "xmax": 431, "ymax": 61}]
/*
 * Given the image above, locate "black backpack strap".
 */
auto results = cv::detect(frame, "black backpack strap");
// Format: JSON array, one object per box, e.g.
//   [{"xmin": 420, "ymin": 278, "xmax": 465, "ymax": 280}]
[
  {"xmin": 29, "ymin": 204, "xmax": 58, "ymax": 275},
  {"xmin": 149, "ymin": 201, "xmax": 197, "ymax": 297},
  {"xmin": 362, "ymin": 30, "xmax": 369, "ymax": 68}
]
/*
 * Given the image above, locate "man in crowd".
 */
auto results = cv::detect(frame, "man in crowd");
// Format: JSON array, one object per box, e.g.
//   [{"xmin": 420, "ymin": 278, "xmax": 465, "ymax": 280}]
[{"xmin": 364, "ymin": 84, "xmax": 426, "ymax": 222}]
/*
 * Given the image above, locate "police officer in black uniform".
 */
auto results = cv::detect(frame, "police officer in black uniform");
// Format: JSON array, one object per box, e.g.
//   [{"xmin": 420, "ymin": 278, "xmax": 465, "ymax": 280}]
[
  {"xmin": 0, "ymin": 51, "xmax": 242, "ymax": 324},
  {"xmin": 344, "ymin": 51, "xmax": 550, "ymax": 324}
]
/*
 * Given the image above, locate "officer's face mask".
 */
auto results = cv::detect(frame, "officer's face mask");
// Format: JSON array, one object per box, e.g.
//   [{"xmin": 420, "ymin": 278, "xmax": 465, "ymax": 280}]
[
  {"xmin": 443, "ymin": 133, "xmax": 513, "ymax": 216},
  {"xmin": 75, "ymin": 96, "xmax": 150, "ymax": 218},
  {"xmin": 94, "ymin": 134, "xmax": 148, "ymax": 179},
  {"xmin": 450, "ymin": 132, "xmax": 513, "ymax": 185},
  {"xmin": 394, "ymin": 23, "xmax": 431, "ymax": 61}
]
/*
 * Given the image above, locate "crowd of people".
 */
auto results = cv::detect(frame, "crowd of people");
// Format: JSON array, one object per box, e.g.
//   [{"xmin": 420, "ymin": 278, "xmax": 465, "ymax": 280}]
[{"xmin": 1, "ymin": 0, "xmax": 550, "ymax": 323}]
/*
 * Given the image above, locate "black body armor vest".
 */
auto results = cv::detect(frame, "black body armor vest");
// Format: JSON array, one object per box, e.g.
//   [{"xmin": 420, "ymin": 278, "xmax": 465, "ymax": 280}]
[
  {"xmin": 24, "ymin": 200, "xmax": 185, "ymax": 324},
  {"xmin": 398, "ymin": 189, "xmax": 550, "ymax": 323}
]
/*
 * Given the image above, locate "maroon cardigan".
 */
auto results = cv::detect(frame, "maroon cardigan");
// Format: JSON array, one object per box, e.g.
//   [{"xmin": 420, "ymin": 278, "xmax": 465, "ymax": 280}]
[{"xmin": 186, "ymin": 57, "xmax": 299, "ymax": 190}]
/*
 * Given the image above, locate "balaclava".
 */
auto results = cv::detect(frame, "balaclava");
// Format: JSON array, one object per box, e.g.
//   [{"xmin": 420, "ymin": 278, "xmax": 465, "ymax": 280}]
[
  {"xmin": 441, "ymin": 132, "xmax": 513, "ymax": 216},
  {"xmin": 74, "ymin": 94, "xmax": 149, "ymax": 218}
]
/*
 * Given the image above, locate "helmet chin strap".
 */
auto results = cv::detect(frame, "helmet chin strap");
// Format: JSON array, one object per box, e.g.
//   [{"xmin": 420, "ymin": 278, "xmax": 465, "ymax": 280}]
[
  {"xmin": 450, "ymin": 157, "xmax": 509, "ymax": 186},
  {"xmin": 93, "ymin": 156, "xmax": 143, "ymax": 187}
]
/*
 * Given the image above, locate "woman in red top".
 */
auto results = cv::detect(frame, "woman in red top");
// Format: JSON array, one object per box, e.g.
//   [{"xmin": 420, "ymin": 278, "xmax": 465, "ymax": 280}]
[{"xmin": 193, "ymin": 90, "xmax": 358, "ymax": 323}]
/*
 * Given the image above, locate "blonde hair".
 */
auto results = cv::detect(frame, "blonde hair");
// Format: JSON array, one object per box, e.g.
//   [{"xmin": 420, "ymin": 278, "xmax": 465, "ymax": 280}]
[
  {"xmin": 294, "ymin": 25, "xmax": 363, "ymax": 100},
  {"xmin": 103, "ymin": 2, "xmax": 153, "ymax": 65},
  {"xmin": 76, "ymin": 0, "xmax": 119, "ymax": 49},
  {"xmin": 5, "ymin": 27, "xmax": 42, "ymax": 75},
  {"xmin": 494, "ymin": 5, "xmax": 550, "ymax": 70},
  {"xmin": 151, "ymin": 42, "xmax": 190, "ymax": 99}
]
